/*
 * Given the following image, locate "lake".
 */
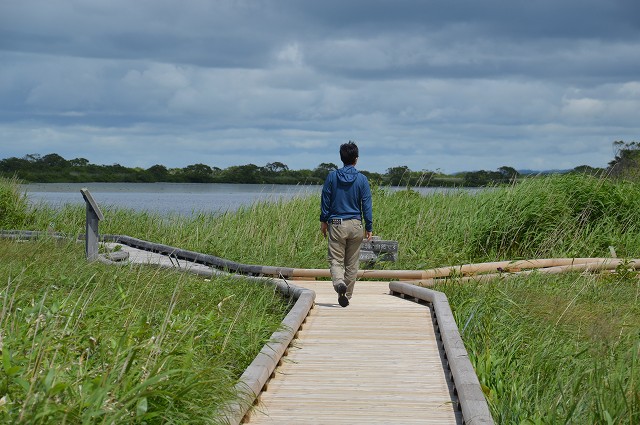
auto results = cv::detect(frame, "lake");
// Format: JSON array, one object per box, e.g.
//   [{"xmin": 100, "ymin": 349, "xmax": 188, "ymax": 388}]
[{"xmin": 21, "ymin": 182, "xmax": 472, "ymax": 216}]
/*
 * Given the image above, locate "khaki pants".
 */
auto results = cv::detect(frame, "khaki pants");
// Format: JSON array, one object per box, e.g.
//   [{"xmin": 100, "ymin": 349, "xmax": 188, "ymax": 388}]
[{"xmin": 327, "ymin": 219, "xmax": 363, "ymax": 299}]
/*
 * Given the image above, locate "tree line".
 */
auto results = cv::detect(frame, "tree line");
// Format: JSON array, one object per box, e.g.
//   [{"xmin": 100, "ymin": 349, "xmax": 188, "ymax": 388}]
[{"xmin": 2, "ymin": 145, "xmax": 634, "ymax": 187}]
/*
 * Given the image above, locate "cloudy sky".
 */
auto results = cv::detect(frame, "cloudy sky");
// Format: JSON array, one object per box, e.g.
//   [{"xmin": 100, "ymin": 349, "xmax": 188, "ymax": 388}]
[{"xmin": 1, "ymin": 0, "xmax": 639, "ymax": 173}]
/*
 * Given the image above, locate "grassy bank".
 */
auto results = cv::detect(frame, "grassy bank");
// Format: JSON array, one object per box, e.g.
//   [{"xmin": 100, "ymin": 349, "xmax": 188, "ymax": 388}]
[{"xmin": 3, "ymin": 174, "xmax": 640, "ymax": 423}]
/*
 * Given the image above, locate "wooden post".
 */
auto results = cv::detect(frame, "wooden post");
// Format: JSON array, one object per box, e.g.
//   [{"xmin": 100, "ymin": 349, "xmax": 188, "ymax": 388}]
[{"xmin": 80, "ymin": 188, "xmax": 104, "ymax": 261}]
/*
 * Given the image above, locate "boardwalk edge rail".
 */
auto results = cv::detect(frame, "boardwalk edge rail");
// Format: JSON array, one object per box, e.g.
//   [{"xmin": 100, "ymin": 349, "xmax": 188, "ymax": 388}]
[{"xmin": 389, "ymin": 281, "xmax": 494, "ymax": 425}]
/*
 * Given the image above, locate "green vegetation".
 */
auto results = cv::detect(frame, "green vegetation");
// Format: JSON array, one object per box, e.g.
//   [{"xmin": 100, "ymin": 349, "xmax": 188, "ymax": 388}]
[
  {"xmin": 3, "ymin": 169, "xmax": 640, "ymax": 423},
  {"xmin": 0, "ymin": 180, "xmax": 289, "ymax": 423},
  {"xmin": 0, "ymin": 241, "xmax": 288, "ymax": 423},
  {"xmin": 5, "ymin": 140, "xmax": 639, "ymax": 187},
  {"xmin": 608, "ymin": 140, "xmax": 640, "ymax": 181},
  {"xmin": 0, "ymin": 176, "xmax": 33, "ymax": 229},
  {"xmin": 440, "ymin": 272, "xmax": 640, "ymax": 423},
  {"xmin": 17, "ymin": 172, "xmax": 640, "ymax": 272}
]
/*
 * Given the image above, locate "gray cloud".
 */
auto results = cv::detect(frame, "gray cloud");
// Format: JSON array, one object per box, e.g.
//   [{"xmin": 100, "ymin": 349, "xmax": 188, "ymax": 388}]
[{"xmin": 1, "ymin": 0, "xmax": 639, "ymax": 173}]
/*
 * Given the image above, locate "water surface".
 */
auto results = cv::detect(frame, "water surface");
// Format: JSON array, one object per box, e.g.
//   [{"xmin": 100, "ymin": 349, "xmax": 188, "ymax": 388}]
[
  {"xmin": 22, "ymin": 182, "xmax": 476, "ymax": 216},
  {"xmin": 22, "ymin": 182, "xmax": 321, "ymax": 215}
]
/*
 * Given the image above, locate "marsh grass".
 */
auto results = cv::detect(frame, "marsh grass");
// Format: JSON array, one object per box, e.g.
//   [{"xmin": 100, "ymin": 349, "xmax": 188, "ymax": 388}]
[
  {"xmin": 439, "ymin": 271, "xmax": 640, "ymax": 423},
  {"xmin": 25, "ymin": 174, "xmax": 640, "ymax": 271},
  {"xmin": 0, "ymin": 176, "xmax": 34, "ymax": 229},
  {"xmin": 0, "ymin": 239, "xmax": 288, "ymax": 424},
  {"xmin": 6, "ymin": 174, "xmax": 640, "ymax": 423},
  {"xmin": 466, "ymin": 175, "xmax": 640, "ymax": 260}
]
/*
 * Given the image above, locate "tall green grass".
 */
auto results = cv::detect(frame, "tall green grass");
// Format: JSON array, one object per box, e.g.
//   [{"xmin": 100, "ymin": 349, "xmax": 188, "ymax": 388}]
[
  {"xmin": 466, "ymin": 175, "xmax": 640, "ymax": 260},
  {"xmin": 0, "ymin": 176, "xmax": 33, "ymax": 229},
  {"xmin": 6, "ymin": 174, "xmax": 640, "ymax": 423},
  {"xmin": 0, "ymin": 239, "xmax": 288, "ymax": 423},
  {"xmin": 22, "ymin": 174, "xmax": 640, "ymax": 270},
  {"xmin": 439, "ymin": 271, "xmax": 640, "ymax": 423}
]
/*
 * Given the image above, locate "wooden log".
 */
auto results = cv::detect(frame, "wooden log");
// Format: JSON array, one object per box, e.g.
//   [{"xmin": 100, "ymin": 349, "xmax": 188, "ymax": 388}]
[
  {"xmin": 288, "ymin": 267, "xmax": 425, "ymax": 279},
  {"xmin": 413, "ymin": 258, "xmax": 640, "ymax": 286},
  {"xmin": 466, "ymin": 258, "xmax": 640, "ymax": 279},
  {"xmin": 417, "ymin": 257, "xmax": 612, "ymax": 279},
  {"xmin": 287, "ymin": 258, "xmax": 612, "ymax": 280},
  {"xmin": 98, "ymin": 235, "xmax": 623, "ymax": 281}
]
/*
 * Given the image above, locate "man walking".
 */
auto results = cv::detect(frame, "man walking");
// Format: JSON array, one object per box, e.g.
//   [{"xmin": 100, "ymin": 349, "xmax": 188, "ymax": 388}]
[{"xmin": 320, "ymin": 141, "xmax": 373, "ymax": 307}]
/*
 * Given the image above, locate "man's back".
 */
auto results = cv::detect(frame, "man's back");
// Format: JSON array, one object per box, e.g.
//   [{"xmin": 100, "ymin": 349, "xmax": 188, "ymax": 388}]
[{"xmin": 321, "ymin": 165, "xmax": 372, "ymax": 232}]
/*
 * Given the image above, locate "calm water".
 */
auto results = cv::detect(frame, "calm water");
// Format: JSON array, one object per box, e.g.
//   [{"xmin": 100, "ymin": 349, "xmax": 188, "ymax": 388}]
[
  {"xmin": 22, "ymin": 183, "xmax": 322, "ymax": 215},
  {"xmin": 21, "ymin": 182, "xmax": 473, "ymax": 216}
]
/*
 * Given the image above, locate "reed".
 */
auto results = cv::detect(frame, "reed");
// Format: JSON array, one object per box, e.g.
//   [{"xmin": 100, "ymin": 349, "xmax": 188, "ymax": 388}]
[
  {"xmin": 465, "ymin": 175, "xmax": 640, "ymax": 260},
  {"xmin": 6, "ymin": 173, "xmax": 640, "ymax": 423},
  {"xmin": 0, "ymin": 239, "xmax": 288, "ymax": 423},
  {"xmin": 19, "ymin": 175, "xmax": 640, "ymax": 271},
  {"xmin": 0, "ymin": 176, "xmax": 33, "ymax": 229},
  {"xmin": 438, "ymin": 271, "xmax": 640, "ymax": 423}
]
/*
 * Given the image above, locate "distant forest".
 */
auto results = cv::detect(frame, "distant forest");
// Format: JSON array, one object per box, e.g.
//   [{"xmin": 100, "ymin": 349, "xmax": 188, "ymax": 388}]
[{"xmin": 0, "ymin": 150, "xmax": 618, "ymax": 187}]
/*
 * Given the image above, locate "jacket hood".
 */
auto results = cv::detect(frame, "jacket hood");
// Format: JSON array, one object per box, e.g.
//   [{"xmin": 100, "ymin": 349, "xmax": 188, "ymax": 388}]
[{"xmin": 336, "ymin": 165, "xmax": 359, "ymax": 183}]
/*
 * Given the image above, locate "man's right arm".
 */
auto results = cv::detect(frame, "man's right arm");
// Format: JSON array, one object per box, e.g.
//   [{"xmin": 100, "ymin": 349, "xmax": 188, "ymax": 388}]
[
  {"xmin": 320, "ymin": 174, "xmax": 333, "ymax": 238},
  {"xmin": 320, "ymin": 173, "xmax": 333, "ymax": 223}
]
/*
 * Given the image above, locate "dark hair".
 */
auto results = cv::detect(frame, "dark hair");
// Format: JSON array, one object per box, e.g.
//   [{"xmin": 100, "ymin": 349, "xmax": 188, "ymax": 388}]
[{"xmin": 340, "ymin": 141, "xmax": 359, "ymax": 165}]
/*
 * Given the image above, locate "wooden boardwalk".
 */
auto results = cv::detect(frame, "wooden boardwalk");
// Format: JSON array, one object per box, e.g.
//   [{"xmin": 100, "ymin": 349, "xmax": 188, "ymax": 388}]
[
  {"xmin": 248, "ymin": 280, "xmax": 460, "ymax": 424},
  {"xmin": 106, "ymin": 243, "xmax": 462, "ymax": 424}
]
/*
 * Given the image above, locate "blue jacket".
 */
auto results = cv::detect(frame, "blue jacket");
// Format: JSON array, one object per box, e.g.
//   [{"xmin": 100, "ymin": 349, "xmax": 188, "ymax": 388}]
[{"xmin": 320, "ymin": 165, "xmax": 373, "ymax": 232}]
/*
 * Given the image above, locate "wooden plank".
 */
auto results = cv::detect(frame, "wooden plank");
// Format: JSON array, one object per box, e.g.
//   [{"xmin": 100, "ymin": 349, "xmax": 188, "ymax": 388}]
[{"xmin": 80, "ymin": 188, "xmax": 104, "ymax": 220}]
